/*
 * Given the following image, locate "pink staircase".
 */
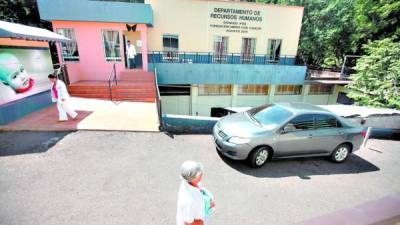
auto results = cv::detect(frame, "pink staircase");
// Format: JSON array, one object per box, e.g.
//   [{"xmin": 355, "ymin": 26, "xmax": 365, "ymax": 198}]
[{"xmin": 68, "ymin": 70, "xmax": 157, "ymax": 103}]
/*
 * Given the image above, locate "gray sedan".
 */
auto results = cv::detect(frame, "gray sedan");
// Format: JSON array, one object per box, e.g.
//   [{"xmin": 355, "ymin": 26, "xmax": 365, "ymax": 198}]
[{"xmin": 213, "ymin": 103, "xmax": 365, "ymax": 168}]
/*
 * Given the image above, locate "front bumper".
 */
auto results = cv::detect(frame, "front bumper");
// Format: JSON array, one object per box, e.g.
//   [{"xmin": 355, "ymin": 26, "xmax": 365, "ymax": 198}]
[{"xmin": 213, "ymin": 126, "xmax": 252, "ymax": 160}]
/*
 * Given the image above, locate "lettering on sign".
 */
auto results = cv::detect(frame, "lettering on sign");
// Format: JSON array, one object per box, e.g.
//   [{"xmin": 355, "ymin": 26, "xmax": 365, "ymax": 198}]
[{"xmin": 209, "ymin": 7, "xmax": 263, "ymax": 33}]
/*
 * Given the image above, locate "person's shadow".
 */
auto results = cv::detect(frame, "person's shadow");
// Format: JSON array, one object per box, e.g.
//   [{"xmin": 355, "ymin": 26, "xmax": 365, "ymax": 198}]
[{"xmin": 217, "ymin": 150, "xmax": 380, "ymax": 180}]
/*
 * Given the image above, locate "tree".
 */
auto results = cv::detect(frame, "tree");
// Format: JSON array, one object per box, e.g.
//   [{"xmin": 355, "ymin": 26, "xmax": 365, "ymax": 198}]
[
  {"xmin": 354, "ymin": 0, "xmax": 400, "ymax": 44},
  {"xmin": 0, "ymin": 0, "xmax": 48, "ymax": 28},
  {"xmin": 346, "ymin": 39, "xmax": 400, "ymax": 109},
  {"xmin": 255, "ymin": 0, "xmax": 358, "ymax": 69}
]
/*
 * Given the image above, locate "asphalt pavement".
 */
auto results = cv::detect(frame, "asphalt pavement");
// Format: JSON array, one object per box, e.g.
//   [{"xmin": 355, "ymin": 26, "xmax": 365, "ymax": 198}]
[{"xmin": 0, "ymin": 131, "xmax": 399, "ymax": 225}]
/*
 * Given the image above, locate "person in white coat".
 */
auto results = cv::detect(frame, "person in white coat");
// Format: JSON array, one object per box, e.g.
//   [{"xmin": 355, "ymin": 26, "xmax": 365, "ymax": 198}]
[
  {"xmin": 126, "ymin": 40, "xmax": 137, "ymax": 69},
  {"xmin": 177, "ymin": 161, "xmax": 215, "ymax": 225},
  {"xmin": 48, "ymin": 74, "xmax": 78, "ymax": 122}
]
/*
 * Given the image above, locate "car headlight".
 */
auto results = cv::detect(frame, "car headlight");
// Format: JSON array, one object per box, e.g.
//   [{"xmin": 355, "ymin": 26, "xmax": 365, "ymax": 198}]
[{"xmin": 228, "ymin": 136, "xmax": 250, "ymax": 144}]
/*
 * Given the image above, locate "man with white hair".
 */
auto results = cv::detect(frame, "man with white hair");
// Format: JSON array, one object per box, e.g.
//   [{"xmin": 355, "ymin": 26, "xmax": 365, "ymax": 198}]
[{"xmin": 177, "ymin": 161, "xmax": 215, "ymax": 225}]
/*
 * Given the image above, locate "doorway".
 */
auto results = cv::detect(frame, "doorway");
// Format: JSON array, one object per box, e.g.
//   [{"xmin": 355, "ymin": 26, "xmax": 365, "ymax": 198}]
[{"xmin": 123, "ymin": 31, "xmax": 142, "ymax": 69}]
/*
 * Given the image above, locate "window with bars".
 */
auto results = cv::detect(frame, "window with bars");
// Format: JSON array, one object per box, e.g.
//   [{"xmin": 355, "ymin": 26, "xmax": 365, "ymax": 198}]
[
  {"xmin": 287, "ymin": 114, "xmax": 315, "ymax": 131},
  {"xmin": 241, "ymin": 38, "xmax": 256, "ymax": 63},
  {"xmin": 163, "ymin": 34, "xmax": 179, "ymax": 62},
  {"xmin": 315, "ymin": 114, "xmax": 341, "ymax": 129},
  {"xmin": 309, "ymin": 84, "xmax": 333, "ymax": 95},
  {"xmin": 56, "ymin": 28, "xmax": 79, "ymax": 62},
  {"xmin": 198, "ymin": 84, "xmax": 232, "ymax": 96},
  {"xmin": 102, "ymin": 30, "xmax": 121, "ymax": 61},
  {"xmin": 213, "ymin": 36, "xmax": 228, "ymax": 63},
  {"xmin": 275, "ymin": 85, "xmax": 303, "ymax": 95},
  {"xmin": 238, "ymin": 84, "xmax": 269, "ymax": 95},
  {"xmin": 267, "ymin": 39, "xmax": 282, "ymax": 63}
]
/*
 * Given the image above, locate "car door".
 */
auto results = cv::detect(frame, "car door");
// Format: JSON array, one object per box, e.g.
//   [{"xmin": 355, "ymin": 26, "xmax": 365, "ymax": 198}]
[
  {"xmin": 276, "ymin": 114, "xmax": 317, "ymax": 156},
  {"xmin": 311, "ymin": 114, "xmax": 345, "ymax": 153}
]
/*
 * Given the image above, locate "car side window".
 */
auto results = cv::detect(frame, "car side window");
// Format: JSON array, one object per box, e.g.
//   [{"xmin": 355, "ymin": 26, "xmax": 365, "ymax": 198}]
[
  {"xmin": 315, "ymin": 114, "xmax": 340, "ymax": 129},
  {"xmin": 285, "ymin": 114, "xmax": 315, "ymax": 132}
]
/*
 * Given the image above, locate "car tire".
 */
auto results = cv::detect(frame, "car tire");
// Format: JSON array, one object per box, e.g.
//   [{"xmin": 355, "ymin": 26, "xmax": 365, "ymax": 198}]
[
  {"xmin": 248, "ymin": 146, "xmax": 271, "ymax": 168},
  {"xmin": 331, "ymin": 144, "xmax": 350, "ymax": 163}
]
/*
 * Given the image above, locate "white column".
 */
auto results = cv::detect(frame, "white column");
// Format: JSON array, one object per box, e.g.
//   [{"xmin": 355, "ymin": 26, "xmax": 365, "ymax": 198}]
[
  {"xmin": 327, "ymin": 85, "xmax": 340, "ymax": 104},
  {"xmin": 191, "ymin": 85, "xmax": 199, "ymax": 116},
  {"xmin": 302, "ymin": 84, "xmax": 310, "ymax": 102},
  {"xmin": 269, "ymin": 85, "xmax": 276, "ymax": 103},
  {"xmin": 231, "ymin": 85, "xmax": 238, "ymax": 107}
]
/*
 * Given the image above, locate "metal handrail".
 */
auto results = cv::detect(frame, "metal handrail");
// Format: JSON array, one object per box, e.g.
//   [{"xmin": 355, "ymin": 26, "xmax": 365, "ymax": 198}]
[
  {"xmin": 154, "ymin": 67, "xmax": 163, "ymax": 130},
  {"xmin": 148, "ymin": 51, "xmax": 298, "ymax": 65},
  {"xmin": 107, "ymin": 63, "xmax": 117, "ymax": 101}
]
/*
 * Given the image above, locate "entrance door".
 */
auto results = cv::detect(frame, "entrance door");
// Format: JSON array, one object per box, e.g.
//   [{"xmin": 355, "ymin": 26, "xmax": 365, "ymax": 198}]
[{"xmin": 123, "ymin": 31, "xmax": 142, "ymax": 69}]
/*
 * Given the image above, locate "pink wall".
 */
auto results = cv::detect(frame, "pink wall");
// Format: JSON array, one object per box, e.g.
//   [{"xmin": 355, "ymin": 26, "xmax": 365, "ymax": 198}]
[{"xmin": 52, "ymin": 21, "xmax": 148, "ymax": 83}]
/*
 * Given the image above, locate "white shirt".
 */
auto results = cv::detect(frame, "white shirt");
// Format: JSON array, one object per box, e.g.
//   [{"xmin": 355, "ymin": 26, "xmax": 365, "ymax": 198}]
[
  {"xmin": 51, "ymin": 79, "xmax": 70, "ymax": 102},
  {"xmin": 127, "ymin": 44, "xmax": 137, "ymax": 59},
  {"xmin": 177, "ymin": 181, "xmax": 205, "ymax": 225}
]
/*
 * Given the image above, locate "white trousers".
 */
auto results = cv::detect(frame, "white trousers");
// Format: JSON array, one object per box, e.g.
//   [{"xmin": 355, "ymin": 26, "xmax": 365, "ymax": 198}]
[{"xmin": 57, "ymin": 101, "xmax": 77, "ymax": 121}]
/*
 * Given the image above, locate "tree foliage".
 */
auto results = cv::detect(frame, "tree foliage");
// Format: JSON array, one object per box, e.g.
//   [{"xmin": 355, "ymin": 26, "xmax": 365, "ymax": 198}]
[
  {"xmin": 0, "ymin": 0, "xmax": 48, "ymax": 28},
  {"xmin": 347, "ymin": 39, "xmax": 400, "ymax": 109},
  {"xmin": 255, "ymin": 0, "xmax": 399, "ymax": 69}
]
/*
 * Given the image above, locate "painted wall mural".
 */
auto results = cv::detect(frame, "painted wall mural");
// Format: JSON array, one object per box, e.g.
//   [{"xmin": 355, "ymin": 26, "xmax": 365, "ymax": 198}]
[{"xmin": 0, "ymin": 47, "xmax": 53, "ymax": 105}]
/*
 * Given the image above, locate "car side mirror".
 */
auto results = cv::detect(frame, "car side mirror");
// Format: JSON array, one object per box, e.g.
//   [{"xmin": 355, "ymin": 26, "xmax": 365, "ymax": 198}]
[{"xmin": 282, "ymin": 124, "xmax": 296, "ymax": 134}]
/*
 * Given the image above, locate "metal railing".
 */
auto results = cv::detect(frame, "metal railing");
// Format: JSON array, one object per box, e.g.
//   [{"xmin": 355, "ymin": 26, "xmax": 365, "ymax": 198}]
[
  {"xmin": 154, "ymin": 67, "xmax": 163, "ymax": 130},
  {"xmin": 107, "ymin": 63, "xmax": 117, "ymax": 101},
  {"xmin": 148, "ymin": 51, "xmax": 298, "ymax": 65},
  {"xmin": 53, "ymin": 63, "xmax": 69, "ymax": 85}
]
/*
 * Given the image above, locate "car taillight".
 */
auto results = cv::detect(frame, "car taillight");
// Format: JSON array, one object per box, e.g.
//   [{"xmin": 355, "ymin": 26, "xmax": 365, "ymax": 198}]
[{"xmin": 361, "ymin": 130, "xmax": 366, "ymax": 138}]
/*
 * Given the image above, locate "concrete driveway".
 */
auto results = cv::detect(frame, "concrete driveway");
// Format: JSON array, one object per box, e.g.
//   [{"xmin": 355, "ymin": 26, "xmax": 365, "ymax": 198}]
[{"xmin": 0, "ymin": 131, "xmax": 399, "ymax": 225}]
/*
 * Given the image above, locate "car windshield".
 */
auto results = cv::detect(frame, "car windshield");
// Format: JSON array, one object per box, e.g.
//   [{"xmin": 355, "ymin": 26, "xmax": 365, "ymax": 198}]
[{"xmin": 247, "ymin": 104, "xmax": 293, "ymax": 129}]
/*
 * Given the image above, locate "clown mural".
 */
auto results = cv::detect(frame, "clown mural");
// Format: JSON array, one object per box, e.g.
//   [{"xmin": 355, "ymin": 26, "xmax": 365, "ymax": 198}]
[
  {"xmin": 0, "ymin": 48, "xmax": 53, "ymax": 105},
  {"xmin": 0, "ymin": 52, "xmax": 34, "ymax": 93}
]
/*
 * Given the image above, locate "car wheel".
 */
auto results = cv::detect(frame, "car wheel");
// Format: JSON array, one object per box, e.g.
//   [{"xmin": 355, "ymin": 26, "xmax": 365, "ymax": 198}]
[
  {"xmin": 331, "ymin": 144, "xmax": 350, "ymax": 163},
  {"xmin": 248, "ymin": 146, "xmax": 270, "ymax": 168}
]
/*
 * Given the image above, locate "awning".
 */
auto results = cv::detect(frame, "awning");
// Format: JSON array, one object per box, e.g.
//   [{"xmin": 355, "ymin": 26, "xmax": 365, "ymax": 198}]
[{"xmin": 0, "ymin": 20, "xmax": 69, "ymax": 42}]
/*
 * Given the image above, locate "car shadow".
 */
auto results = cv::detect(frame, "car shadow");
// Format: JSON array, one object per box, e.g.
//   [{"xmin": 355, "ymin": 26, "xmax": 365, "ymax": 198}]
[
  {"xmin": 0, "ymin": 131, "xmax": 72, "ymax": 157},
  {"xmin": 217, "ymin": 151, "xmax": 380, "ymax": 179}
]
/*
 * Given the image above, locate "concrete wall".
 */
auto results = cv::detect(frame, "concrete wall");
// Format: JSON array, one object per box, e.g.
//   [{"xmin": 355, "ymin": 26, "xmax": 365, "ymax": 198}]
[
  {"xmin": 235, "ymin": 95, "xmax": 268, "ymax": 107},
  {"xmin": 161, "ymin": 84, "xmax": 340, "ymax": 117},
  {"xmin": 145, "ymin": 0, "xmax": 303, "ymax": 55},
  {"xmin": 160, "ymin": 96, "xmax": 190, "ymax": 115},
  {"xmin": 151, "ymin": 63, "xmax": 307, "ymax": 85},
  {"xmin": 162, "ymin": 114, "xmax": 219, "ymax": 134},
  {"xmin": 303, "ymin": 95, "xmax": 331, "ymax": 105},
  {"xmin": 0, "ymin": 91, "xmax": 52, "ymax": 125},
  {"xmin": 196, "ymin": 96, "xmax": 232, "ymax": 116}
]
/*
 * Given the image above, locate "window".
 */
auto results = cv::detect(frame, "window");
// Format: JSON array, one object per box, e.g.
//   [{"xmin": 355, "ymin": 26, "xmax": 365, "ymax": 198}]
[
  {"xmin": 238, "ymin": 84, "xmax": 269, "ymax": 95},
  {"xmin": 267, "ymin": 39, "xmax": 282, "ymax": 63},
  {"xmin": 56, "ymin": 28, "xmax": 79, "ymax": 62},
  {"xmin": 248, "ymin": 104, "xmax": 293, "ymax": 129},
  {"xmin": 102, "ymin": 30, "xmax": 121, "ymax": 61},
  {"xmin": 163, "ymin": 34, "xmax": 179, "ymax": 62},
  {"xmin": 198, "ymin": 84, "xmax": 232, "ymax": 96},
  {"xmin": 213, "ymin": 36, "xmax": 228, "ymax": 63},
  {"xmin": 287, "ymin": 114, "xmax": 315, "ymax": 131},
  {"xmin": 309, "ymin": 84, "xmax": 333, "ymax": 95},
  {"xmin": 275, "ymin": 85, "xmax": 302, "ymax": 95},
  {"xmin": 315, "ymin": 114, "xmax": 341, "ymax": 129},
  {"xmin": 159, "ymin": 85, "xmax": 190, "ymax": 96},
  {"xmin": 241, "ymin": 38, "xmax": 256, "ymax": 63}
]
